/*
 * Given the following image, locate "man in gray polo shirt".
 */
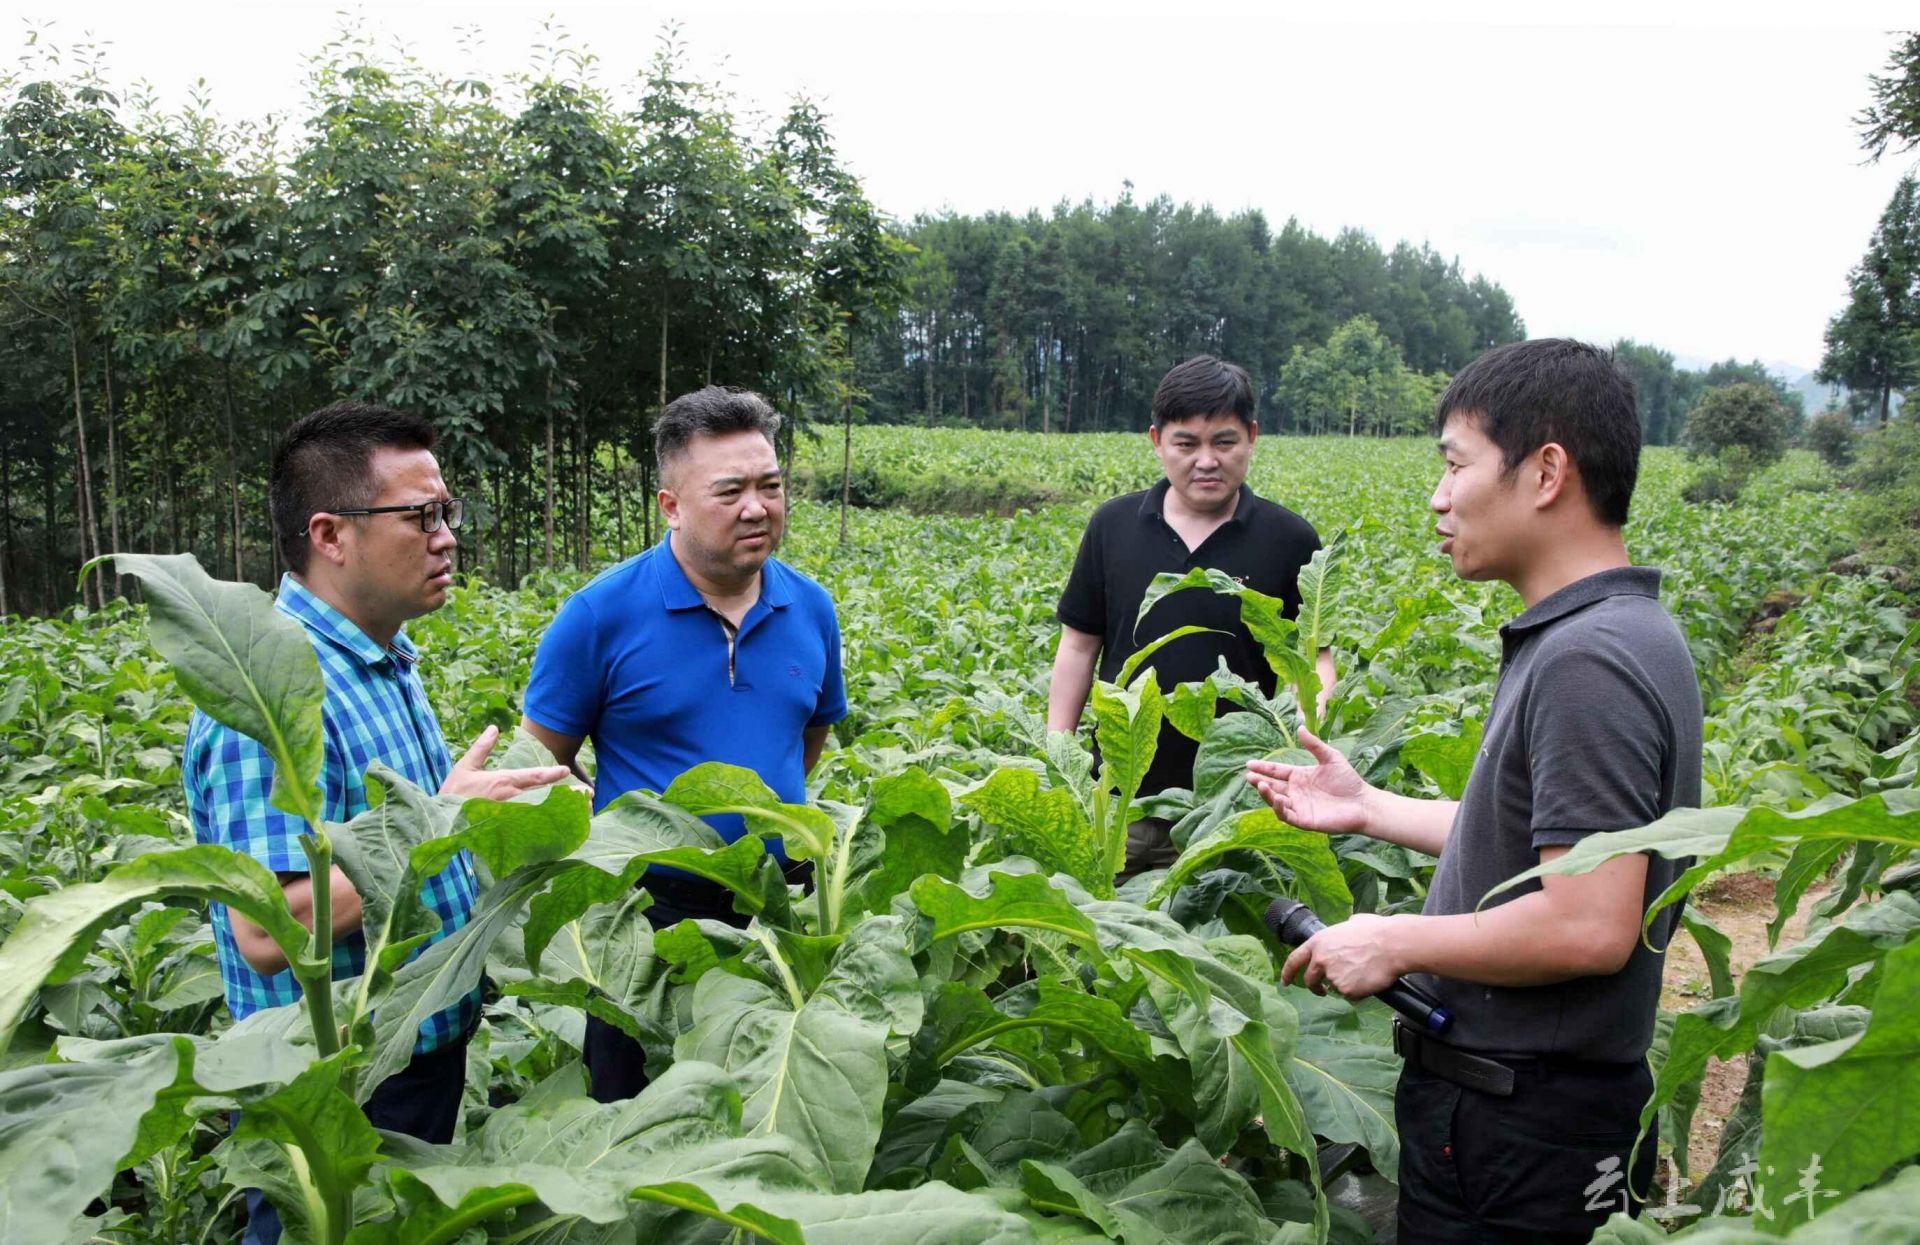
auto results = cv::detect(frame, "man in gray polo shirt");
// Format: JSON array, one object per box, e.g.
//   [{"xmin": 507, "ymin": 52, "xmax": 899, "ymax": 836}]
[{"xmin": 1248, "ymin": 338, "xmax": 1701, "ymax": 1243}]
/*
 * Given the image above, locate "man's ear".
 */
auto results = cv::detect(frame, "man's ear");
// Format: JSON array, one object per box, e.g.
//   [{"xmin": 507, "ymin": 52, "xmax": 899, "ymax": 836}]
[
  {"xmin": 658, "ymin": 487, "xmax": 681, "ymax": 529},
  {"xmin": 1147, "ymin": 424, "xmax": 1162, "ymax": 451},
  {"xmin": 1532, "ymin": 442, "xmax": 1573, "ymax": 511},
  {"xmin": 303, "ymin": 513, "xmax": 351, "ymax": 568}
]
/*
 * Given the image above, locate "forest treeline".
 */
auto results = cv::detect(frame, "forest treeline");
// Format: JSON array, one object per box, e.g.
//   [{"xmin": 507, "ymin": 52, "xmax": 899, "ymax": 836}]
[{"xmin": 0, "ymin": 23, "xmax": 1835, "ymax": 618}]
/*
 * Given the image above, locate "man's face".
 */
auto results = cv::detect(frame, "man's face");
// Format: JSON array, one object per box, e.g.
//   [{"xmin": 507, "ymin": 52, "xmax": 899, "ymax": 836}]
[
  {"xmin": 660, "ymin": 430, "xmax": 786, "ymax": 584},
  {"xmin": 340, "ymin": 446, "xmax": 458, "ymax": 624},
  {"xmin": 1431, "ymin": 411, "xmax": 1534, "ymax": 583},
  {"xmin": 1149, "ymin": 412, "xmax": 1256, "ymax": 515}
]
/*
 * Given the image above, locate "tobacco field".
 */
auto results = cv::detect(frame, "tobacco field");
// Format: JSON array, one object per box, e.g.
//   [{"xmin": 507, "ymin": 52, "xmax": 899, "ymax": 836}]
[{"xmin": 0, "ymin": 430, "xmax": 1915, "ymax": 1244}]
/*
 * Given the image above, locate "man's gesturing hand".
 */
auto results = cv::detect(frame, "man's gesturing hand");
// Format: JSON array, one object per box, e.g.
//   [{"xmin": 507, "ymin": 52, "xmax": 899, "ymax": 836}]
[
  {"xmin": 1245, "ymin": 727, "xmax": 1372, "ymax": 834},
  {"xmin": 439, "ymin": 724, "xmax": 572, "ymax": 801}
]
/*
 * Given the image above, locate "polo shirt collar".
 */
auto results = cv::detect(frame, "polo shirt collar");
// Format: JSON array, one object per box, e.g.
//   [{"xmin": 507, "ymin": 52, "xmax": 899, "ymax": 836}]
[
  {"xmin": 1502, "ymin": 566, "xmax": 1662, "ymax": 637},
  {"xmin": 654, "ymin": 533, "xmax": 792, "ymax": 612},
  {"xmin": 275, "ymin": 573, "xmax": 419, "ymax": 669},
  {"xmin": 1138, "ymin": 478, "xmax": 1256, "ymax": 527}
]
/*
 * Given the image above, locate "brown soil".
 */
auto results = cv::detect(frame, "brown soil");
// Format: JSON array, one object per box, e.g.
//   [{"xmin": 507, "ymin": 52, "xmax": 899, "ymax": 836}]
[
  {"xmin": 1658, "ymin": 872, "xmax": 1827, "ymax": 1182},
  {"xmin": 1743, "ymin": 590, "xmax": 1805, "ymax": 640}
]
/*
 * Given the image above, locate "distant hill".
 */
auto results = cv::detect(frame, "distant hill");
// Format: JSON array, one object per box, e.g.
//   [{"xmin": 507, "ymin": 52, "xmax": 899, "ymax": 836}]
[{"xmin": 1669, "ymin": 354, "xmax": 1897, "ymax": 420}]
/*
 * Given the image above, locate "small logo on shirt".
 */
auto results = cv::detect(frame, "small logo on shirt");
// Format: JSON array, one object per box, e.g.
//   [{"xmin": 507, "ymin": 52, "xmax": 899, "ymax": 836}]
[{"xmin": 788, "ymin": 664, "xmax": 803, "ymax": 677}]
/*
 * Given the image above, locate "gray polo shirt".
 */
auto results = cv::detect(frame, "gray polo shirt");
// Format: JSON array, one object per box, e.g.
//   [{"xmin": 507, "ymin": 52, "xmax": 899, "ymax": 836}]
[{"xmin": 1414, "ymin": 566, "xmax": 1702, "ymax": 1063}]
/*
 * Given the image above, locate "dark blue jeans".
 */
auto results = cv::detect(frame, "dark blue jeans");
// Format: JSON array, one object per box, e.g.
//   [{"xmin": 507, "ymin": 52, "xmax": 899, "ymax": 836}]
[{"xmin": 241, "ymin": 1035, "xmax": 470, "ymax": 1245}]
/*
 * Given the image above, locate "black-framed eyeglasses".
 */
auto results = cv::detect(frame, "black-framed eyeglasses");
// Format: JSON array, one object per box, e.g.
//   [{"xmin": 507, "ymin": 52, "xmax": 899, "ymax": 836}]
[{"xmin": 315, "ymin": 498, "xmax": 465, "ymax": 533}]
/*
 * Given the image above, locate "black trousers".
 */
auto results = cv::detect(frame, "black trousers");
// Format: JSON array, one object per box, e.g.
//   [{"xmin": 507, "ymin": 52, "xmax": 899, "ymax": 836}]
[
  {"xmin": 1394, "ymin": 1055, "xmax": 1658, "ymax": 1244},
  {"xmin": 242, "ymin": 1034, "xmax": 470, "ymax": 1245},
  {"xmin": 584, "ymin": 873, "xmax": 750, "ymax": 1103}
]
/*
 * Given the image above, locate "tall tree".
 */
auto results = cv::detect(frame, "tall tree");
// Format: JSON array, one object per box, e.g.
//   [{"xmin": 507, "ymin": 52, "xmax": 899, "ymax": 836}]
[
  {"xmin": 1858, "ymin": 32, "xmax": 1920, "ymax": 163},
  {"xmin": 1818, "ymin": 176, "xmax": 1920, "ymax": 425}
]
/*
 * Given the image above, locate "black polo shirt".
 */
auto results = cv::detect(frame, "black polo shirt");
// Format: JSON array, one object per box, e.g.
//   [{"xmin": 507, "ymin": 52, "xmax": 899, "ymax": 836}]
[
  {"xmin": 1057, "ymin": 479, "xmax": 1321, "ymax": 797},
  {"xmin": 1415, "ymin": 566, "xmax": 1703, "ymax": 1063}
]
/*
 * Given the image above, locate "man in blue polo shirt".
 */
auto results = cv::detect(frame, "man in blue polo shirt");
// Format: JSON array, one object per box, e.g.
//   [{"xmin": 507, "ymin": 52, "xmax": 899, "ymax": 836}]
[
  {"xmin": 185, "ymin": 401, "xmax": 570, "ymax": 1245},
  {"xmin": 521, "ymin": 385, "xmax": 847, "ymax": 1102}
]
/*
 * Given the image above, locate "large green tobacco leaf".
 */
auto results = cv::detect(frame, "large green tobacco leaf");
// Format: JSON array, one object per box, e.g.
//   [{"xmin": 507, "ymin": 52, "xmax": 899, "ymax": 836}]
[
  {"xmin": 358, "ymin": 861, "xmax": 578, "ymax": 1100},
  {"xmin": 1693, "ymin": 1007, "xmax": 1868, "ymax": 1209},
  {"xmin": 0, "ymin": 1043, "xmax": 183, "ymax": 1243},
  {"xmin": 1637, "ymin": 892, "xmax": 1920, "ymax": 1164},
  {"xmin": 1590, "ymin": 1164, "xmax": 1920, "ymax": 1242},
  {"xmin": 1755, "ymin": 937, "xmax": 1920, "ymax": 1229},
  {"xmin": 960, "ymin": 768, "xmax": 1107, "ymax": 892},
  {"xmin": 329, "ymin": 769, "xmax": 459, "ymax": 980},
  {"xmin": 661, "ymin": 763, "xmax": 836, "ymax": 861},
  {"xmin": 109, "ymin": 552, "xmax": 326, "ymax": 824},
  {"xmin": 674, "ymin": 920, "xmax": 918, "ymax": 1194},
  {"xmin": 911, "ymin": 870, "xmax": 1104, "ymax": 959},
  {"xmin": 229, "ymin": 1051, "xmax": 384, "ymax": 1244},
  {"xmin": 1126, "ymin": 946, "xmax": 1315, "ymax": 1167},
  {"xmin": 1091, "ymin": 669, "xmax": 1165, "ymax": 853},
  {"xmin": 1486, "ymin": 790, "xmax": 1920, "ymax": 919},
  {"xmin": 1136, "ymin": 567, "xmax": 1243, "ymax": 626},
  {"xmin": 1150, "ymin": 806, "xmax": 1352, "ymax": 921},
  {"xmin": 1399, "ymin": 722, "xmax": 1482, "ymax": 801},
  {"xmin": 492, "ymin": 888, "xmax": 660, "ymax": 1041},
  {"xmin": 340, "ymin": 782, "xmax": 592, "ymax": 1074},
  {"xmin": 0, "ymin": 845, "xmax": 307, "ymax": 1057},
  {"xmin": 1191, "ymin": 711, "xmax": 1293, "ymax": 805},
  {"xmin": 676, "ymin": 972, "xmax": 890, "ymax": 1194},
  {"xmin": 353, "ymin": 1062, "xmax": 823, "ymax": 1244},
  {"xmin": 1116, "ymin": 625, "xmax": 1220, "ymax": 689},
  {"xmin": 1021, "ymin": 1122, "xmax": 1291, "ymax": 1244},
  {"xmin": 855, "ymin": 767, "xmax": 968, "ymax": 915},
  {"xmin": 1165, "ymin": 678, "xmax": 1221, "ymax": 743},
  {"xmin": 755, "ymin": 1183, "xmax": 1042, "ymax": 1244},
  {"xmin": 1286, "ymin": 1029, "xmax": 1401, "ymax": 1182},
  {"xmin": 914, "ymin": 977, "xmax": 1164, "ymax": 1095},
  {"xmin": 1293, "ymin": 533, "xmax": 1344, "ymax": 658}
]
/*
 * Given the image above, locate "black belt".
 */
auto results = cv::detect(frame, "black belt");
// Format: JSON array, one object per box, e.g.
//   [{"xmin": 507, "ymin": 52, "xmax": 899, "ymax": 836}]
[{"xmin": 1393, "ymin": 1018, "xmax": 1515, "ymax": 1097}]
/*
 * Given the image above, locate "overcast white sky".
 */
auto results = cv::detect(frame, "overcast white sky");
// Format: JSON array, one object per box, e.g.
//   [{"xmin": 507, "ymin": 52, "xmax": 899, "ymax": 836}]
[{"xmin": 18, "ymin": 1, "xmax": 1919, "ymax": 374}]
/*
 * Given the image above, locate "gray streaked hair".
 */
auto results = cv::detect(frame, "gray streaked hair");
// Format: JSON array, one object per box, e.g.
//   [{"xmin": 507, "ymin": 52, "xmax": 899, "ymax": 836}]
[{"xmin": 654, "ymin": 386, "xmax": 783, "ymax": 475}]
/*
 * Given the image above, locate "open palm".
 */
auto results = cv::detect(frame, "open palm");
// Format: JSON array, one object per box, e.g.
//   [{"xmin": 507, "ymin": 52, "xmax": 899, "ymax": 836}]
[{"xmin": 1246, "ymin": 728, "xmax": 1370, "ymax": 834}]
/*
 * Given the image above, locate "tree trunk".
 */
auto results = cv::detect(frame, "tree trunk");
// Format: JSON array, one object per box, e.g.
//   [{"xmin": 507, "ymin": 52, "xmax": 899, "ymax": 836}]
[
  {"xmin": 43, "ymin": 455, "xmax": 56, "ymax": 612},
  {"xmin": 67, "ymin": 319, "xmax": 103, "ymax": 608},
  {"xmin": 613, "ymin": 436, "xmax": 627, "ymax": 560},
  {"xmin": 103, "ymin": 351, "xmax": 123, "ymax": 596},
  {"xmin": 1041, "ymin": 334, "xmax": 1052, "ymax": 435},
  {"xmin": 839, "ymin": 327, "xmax": 857, "ymax": 545},
  {"xmin": 924, "ymin": 310, "xmax": 937, "ymax": 423},
  {"xmin": 222, "ymin": 365, "xmax": 243, "ymax": 582},
  {"xmin": 543, "ymin": 394, "xmax": 555, "ymax": 571},
  {"xmin": 162, "ymin": 385, "xmax": 180, "ymax": 554},
  {"xmin": 651, "ymin": 296, "xmax": 668, "ymax": 549},
  {"xmin": 0, "ymin": 444, "xmax": 11, "ymax": 617},
  {"xmin": 577, "ymin": 427, "xmax": 591, "ymax": 572}
]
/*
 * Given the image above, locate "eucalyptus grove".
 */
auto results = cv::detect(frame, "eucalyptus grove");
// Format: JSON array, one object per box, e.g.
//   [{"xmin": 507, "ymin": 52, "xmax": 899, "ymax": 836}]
[{"xmin": 0, "ymin": 27, "xmax": 902, "ymax": 615}]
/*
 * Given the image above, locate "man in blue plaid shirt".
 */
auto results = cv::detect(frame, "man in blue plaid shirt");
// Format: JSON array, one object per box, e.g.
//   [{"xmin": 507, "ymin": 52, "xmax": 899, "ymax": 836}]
[{"xmin": 183, "ymin": 402, "xmax": 567, "ymax": 1245}]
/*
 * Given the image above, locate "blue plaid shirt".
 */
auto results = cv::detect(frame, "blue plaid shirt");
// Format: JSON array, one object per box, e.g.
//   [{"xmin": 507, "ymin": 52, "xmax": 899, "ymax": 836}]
[{"xmin": 183, "ymin": 575, "xmax": 480, "ymax": 1054}]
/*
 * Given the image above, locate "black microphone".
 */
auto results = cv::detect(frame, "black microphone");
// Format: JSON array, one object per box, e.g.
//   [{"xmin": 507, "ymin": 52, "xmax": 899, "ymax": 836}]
[{"xmin": 1265, "ymin": 898, "xmax": 1454, "ymax": 1036}]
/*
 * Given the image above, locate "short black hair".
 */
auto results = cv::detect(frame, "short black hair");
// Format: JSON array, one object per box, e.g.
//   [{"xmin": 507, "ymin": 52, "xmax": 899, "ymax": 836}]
[
  {"xmin": 1434, "ymin": 339, "xmax": 1640, "ymax": 527},
  {"xmin": 1152, "ymin": 355, "xmax": 1255, "ymax": 429},
  {"xmin": 271, "ymin": 401, "xmax": 438, "ymax": 573},
  {"xmin": 654, "ymin": 386, "xmax": 783, "ymax": 476}
]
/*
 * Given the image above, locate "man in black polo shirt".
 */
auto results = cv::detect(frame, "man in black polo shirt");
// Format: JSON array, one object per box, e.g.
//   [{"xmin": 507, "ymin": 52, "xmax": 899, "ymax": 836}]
[
  {"xmin": 1049, "ymin": 354, "xmax": 1330, "ymax": 881},
  {"xmin": 1247, "ymin": 338, "xmax": 1702, "ymax": 1243}
]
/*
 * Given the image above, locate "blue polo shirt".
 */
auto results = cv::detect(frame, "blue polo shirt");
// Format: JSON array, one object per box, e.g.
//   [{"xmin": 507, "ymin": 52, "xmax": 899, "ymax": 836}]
[{"xmin": 522, "ymin": 535, "xmax": 847, "ymax": 857}]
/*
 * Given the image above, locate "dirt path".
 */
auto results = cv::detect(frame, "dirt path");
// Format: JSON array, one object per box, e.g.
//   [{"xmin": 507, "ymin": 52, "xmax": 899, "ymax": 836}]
[{"xmin": 1657, "ymin": 872, "xmax": 1825, "ymax": 1181}]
